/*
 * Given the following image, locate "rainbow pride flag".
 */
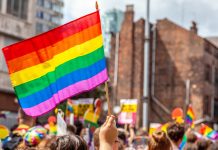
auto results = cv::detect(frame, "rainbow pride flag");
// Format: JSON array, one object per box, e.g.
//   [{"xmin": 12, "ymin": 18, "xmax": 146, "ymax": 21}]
[
  {"xmin": 2, "ymin": 11, "xmax": 108, "ymax": 117},
  {"xmin": 179, "ymin": 134, "xmax": 187, "ymax": 150},
  {"xmin": 185, "ymin": 105, "xmax": 195, "ymax": 128},
  {"xmin": 200, "ymin": 124, "xmax": 218, "ymax": 140}
]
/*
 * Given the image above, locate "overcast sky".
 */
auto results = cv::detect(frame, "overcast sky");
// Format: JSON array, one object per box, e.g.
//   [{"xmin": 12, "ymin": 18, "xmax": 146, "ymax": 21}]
[{"xmin": 63, "ymin": 0, "xmax": 218, "ymax": 37}]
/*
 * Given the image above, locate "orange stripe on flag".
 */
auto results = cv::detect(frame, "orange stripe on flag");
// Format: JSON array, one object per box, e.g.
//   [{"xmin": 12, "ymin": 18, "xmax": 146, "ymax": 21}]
[{"xmin": 7, "ymin": 23, "xmax": 101, "ymax": 74}]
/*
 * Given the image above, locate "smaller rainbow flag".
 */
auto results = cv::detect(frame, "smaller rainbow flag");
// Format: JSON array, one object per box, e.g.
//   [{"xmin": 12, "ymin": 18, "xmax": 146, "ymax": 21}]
[
  {"xmin": 84, "ymin": 107, "xmax": 99, "ymax": 128},
  {"xmin": 185, "ymin": 105, "xmax": 195, "ymax": 128},
  {"xmin": 200, "ymin": 124, "xmax": 218, "ymax": 140},
  {"xmin": 179, "ymin": 134, "xmax": 187, "ymax": 150},
  {"xmin": 66, "ymin": 99, "xmax": 74, "ymax": 116}
]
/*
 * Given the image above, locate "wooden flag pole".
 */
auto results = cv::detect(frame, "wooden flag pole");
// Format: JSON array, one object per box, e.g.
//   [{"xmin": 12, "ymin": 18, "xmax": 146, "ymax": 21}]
[
  {"xmin": 95, "ymin": 1, "xmax": 111, "ymax": 115},
  {"xmin": 105, "ymin": 82, "xmax": 112, "ymax": 115},
  {"xmin": 95, "ymin": 1, "xmax": 99, "ymax": 10}
]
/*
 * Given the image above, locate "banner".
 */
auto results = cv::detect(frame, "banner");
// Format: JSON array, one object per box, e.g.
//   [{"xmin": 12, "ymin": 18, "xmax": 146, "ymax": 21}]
[
  {"xmin": 57, "ymin": 113, "xmax": 67, "ymax": 136},
  {"xmin": 71, "ymin": 98, "xmax": 94, "ymax": 117},
  {"xmin": 118, "ymin": 99, "xmax": 137, "ymax": 124}
]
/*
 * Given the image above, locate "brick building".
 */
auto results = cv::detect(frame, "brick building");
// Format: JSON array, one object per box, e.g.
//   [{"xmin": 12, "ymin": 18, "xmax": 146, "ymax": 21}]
[
  {"xmin": 108, "ymin": 5, "xmax": 145, "ymax": 125},
  {"xmin": 108, "ymin": 5, "xmax": 218, "ymax": 125}
]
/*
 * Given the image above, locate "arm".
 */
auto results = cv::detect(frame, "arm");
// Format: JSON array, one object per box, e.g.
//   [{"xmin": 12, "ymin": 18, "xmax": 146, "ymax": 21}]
[{"xmin": 99, "ymin": 115, "xmax": 118, "ymax": 150}]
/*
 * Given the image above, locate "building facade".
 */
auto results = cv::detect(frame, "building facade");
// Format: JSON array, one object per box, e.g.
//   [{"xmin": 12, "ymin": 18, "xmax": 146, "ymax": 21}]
[
  {"xmin": 35, "ymin": 0, "xmax": 63, "ymax": 34},
  {"xmin": 108, "ymin": 5, "xmax": 145, "ymax": 126},
  {"xmin": 0, "ymin": 0, "xmax": 63, "ymax": 112},
  {"xmin": 108, "ymin": 5, "xmax": 218, "ymax": 126},
  {"xmin": 101, "ymin": 9, "xmax": 124, "ymax": 57},
  {"xmin": 152, "ymin": 19, "xmax": 218, "ymax": 123}
]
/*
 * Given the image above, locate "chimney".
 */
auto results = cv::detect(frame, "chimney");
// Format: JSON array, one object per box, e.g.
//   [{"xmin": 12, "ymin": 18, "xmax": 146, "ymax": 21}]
[
  {"xmin": 190, "ymin": 21, "xmax": 198, "ymax": 34},
  {"xmin": 126, "ymin": 5, "xmax": 134, "ymax": 12}
]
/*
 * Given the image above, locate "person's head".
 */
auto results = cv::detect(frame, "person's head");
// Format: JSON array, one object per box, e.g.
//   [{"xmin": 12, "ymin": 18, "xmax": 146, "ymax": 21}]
[
  {"xmin": 93, "ymin": 128, "xmax": 100, "ymax": 150},
  {"xmin": 50, "ymin": 134, "xmax": 88, "ymax": 150},
  {"xmin": 148, "ymin": 130, "xmax": 171, "ymax": 150},
  {"xmin": 208, "ymin": 142, "xmax": 218, "ymax": 150},
  {"xmin": 74, "ymin": 120, "xmax": 84, "ymax": 136},
  {"xmin": 186, "ymin": 131, "xmax": 197, "ymax": 143},
  {"xmin": 183, "ymin": 143, "xmax": 197, "ymax": 150},
  {"xmin": 37, "ymin": 135, "xmax": 56, "ymax": 149},
  {"xmin": 67, "ymin": 124, "xmax": 77, "ymax": 135},
  {"xmin": 167, "ymin": 122, "xmax": 185, "ymax": 146},
  {"xmin": 18, "ymin": 108, "xmax": 35, "ymax": 127},
  {"xmin": 117, "ymin": 128, "xmax": 127, "ymax": 146},
  {"xmin": 196, "ymin": 139, "xmax": 210, "ymax": 150}
]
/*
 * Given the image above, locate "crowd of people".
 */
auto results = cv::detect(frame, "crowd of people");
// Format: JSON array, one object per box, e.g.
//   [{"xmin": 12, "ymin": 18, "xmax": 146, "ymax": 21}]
[{"xmin": 1, "ymin": 110, "xmax": 218, "ymax": 150}]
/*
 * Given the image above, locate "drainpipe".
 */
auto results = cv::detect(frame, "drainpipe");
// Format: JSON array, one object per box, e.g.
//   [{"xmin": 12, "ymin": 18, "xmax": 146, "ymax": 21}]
[{"xmin": 113, "ymin": 33, "xmax": 119, "ymax": 105}]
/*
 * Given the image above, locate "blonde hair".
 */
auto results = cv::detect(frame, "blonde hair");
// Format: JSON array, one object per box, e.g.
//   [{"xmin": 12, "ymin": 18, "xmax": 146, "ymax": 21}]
[{"xmin": 148, "ymin": 130, "xmax": 171, "ymax": 150}]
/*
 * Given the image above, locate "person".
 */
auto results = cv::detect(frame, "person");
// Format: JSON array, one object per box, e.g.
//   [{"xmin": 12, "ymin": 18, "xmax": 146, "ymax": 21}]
[
  {"xmin": 183, "ymin": 130, "xmax": 198, "ymax": 150},
  {"xmin": 93, "ymin": 128, "xmax": 100, "ymax": 150},
  {"xmin": 147, "ymin": 130, "xmax": 171, "ymax": 150},
  {"xmin": 167, "ymin": 122, "xmax": 185, "ymax": 150},
  {"xmin": 196, "ymin": 139, "xmax": 210, "ymax": 150},
  {"xmin": 99, "ymin": 115, "xmax": 118, "ymax": 150},
  {"xmin": 183, "ymin": 143, "xmax": 197, "ymax": 150},
  {"xmin": 207, "ymin": 142, "xmax": 218, "ymax": 150},
  {"xmin": 37, "ymin": 135, "xmax": 56, "ymax": 149},
  {"xmin": 67, "ymin": 124, "xmax": 77, "ymax": 135},
  {"xmin": 117, "ymin": 128, "xmax": 127, "ymax": 149},
  {"xmin": 74, "ymin": 120, "xmax": 85, "ymax": 137},
  {"xmin": 50, "ymin": 134, "xmax": 88, "ymax": 150},
  {"xmin": 50, "ymin": 115, "xmax": 118, "ymax": 150},
  {"xmin": 186, "ymin": 131, "xmax": 197, "ymax": 143}
]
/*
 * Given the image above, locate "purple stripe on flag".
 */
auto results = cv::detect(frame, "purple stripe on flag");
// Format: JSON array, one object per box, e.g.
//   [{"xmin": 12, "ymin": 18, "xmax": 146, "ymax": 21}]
[{"xmin": 23, "ymin": 69, "xmax": 108, "ymax": 116}]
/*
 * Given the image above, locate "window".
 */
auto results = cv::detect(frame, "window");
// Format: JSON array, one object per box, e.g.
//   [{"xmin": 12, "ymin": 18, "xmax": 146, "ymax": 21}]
[
  {"xmin": 44, "ymin": 13, "xmax": 51, "ymax": 21},
  {"xmin": 36, "ymin": 23, "xmax": 43, "ymax": 34},
  {"xmin": 204, "ymin": 96, "xmax": 211, "ymax": 116},
  {"xmin": 7, "ymin": 0, "xmax": 28, "ymax": 19},
  {"xmin": 44, "ymin": 1, "xmax": 52, "ymax": 9},
  {"xmin": 215, "ymin": 68, "xmax": 218, "ymax": 94},
  {"xmin": 1, "ymin": 57, "xmax": 8, "ymax": 72},
  {"xmin": 36, "ymin": 11, "xmax": 44, "ymax": 19},
  {"xmin": 2, "ymin": 37, "xmax": 19, "ymax": 72},
  {"xmin": 205, "ymin": 43, "xmax": 212, "ymax": 54},
  {"xmin": 37, "ymin": 0, "xmax": 44, "ymax": 6},
  {"xmin": 214, "ymin": 98, "xmax": 218, "ymax": 118},
  {"xmin": 205, "ymin": 64, "xmax": 212, "ymax": 83}
]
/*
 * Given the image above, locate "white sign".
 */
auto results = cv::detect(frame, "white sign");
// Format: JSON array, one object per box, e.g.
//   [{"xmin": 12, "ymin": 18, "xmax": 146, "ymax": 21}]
[{"xmin": 57, "ymin": 113, "xmax": 67, "ymax": 136}]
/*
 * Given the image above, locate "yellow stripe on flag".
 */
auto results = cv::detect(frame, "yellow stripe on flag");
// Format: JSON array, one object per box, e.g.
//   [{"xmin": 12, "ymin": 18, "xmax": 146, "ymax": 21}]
[{"xmin": 10, "ymin": 35, "xmax": 103, "ymax": 86}]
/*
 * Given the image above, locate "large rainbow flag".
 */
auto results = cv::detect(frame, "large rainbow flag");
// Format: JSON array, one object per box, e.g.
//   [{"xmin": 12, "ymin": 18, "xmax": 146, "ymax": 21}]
[{"xmin": 2, "ymin": 11, "xmax": 108, "ymax": 117}]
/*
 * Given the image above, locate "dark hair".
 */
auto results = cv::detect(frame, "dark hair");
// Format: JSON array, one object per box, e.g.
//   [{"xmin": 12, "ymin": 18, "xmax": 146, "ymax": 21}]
[
  {"xmin": 196, "ymin": 139, "xmax": 210, "ymax": 150},
  {"xmin": 167, "ymin": 122, "xmax": 185, "ymax": 143},
  {"xmin": 183, "ymin": 143, "xmax": 197, "ymax": 150},
  {"xmin": 186, "ymin": 132, "xmax": 197, "ymax": 143},
  {"xmin": 67, "ymin": 124, "xmax": 77, "ymax": 134},
  {"xmin": 50, "ymin": 135, "xmax": 88, "ymax": 150},
  {"xmin": 148, "ymin": 130, "xmax": 171, "ymax": 150},
  {"xmin": 118, "ymin": 128, "xmax": 127, "ymax": 145},
  {"xmin": 74, "ymin": 120, "xmax": 84, "ymax": 136}
]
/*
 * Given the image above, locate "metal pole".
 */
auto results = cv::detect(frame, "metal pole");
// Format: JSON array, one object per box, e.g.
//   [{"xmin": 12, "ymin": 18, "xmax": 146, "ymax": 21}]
[
  {"xmin": 143, "ymin": 0, "xmax": 150, "ymax": 129},
  {"xmin": 184, "ymin": 80, "xmax": 190, "ymax": 117},
  {"xmin": 113, "ymin": 33, "xmax": 119, "ymax": 105}
]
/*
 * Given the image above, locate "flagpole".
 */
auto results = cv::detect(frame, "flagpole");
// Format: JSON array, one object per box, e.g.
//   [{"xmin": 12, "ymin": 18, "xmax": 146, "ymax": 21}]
[
  {"xmin": 105, "ymin": 82, "xmax": 112, "ymax": 115},
  {"xmin": 95, "ymin": 1, "xmax": 112, "ymax": 116}
]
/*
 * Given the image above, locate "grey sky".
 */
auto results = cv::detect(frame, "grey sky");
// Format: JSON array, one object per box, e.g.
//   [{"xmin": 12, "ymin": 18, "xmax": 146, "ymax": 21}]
[{"xmin": 63, "ymin": 0, "xmax": 218, "ymax": 37}]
